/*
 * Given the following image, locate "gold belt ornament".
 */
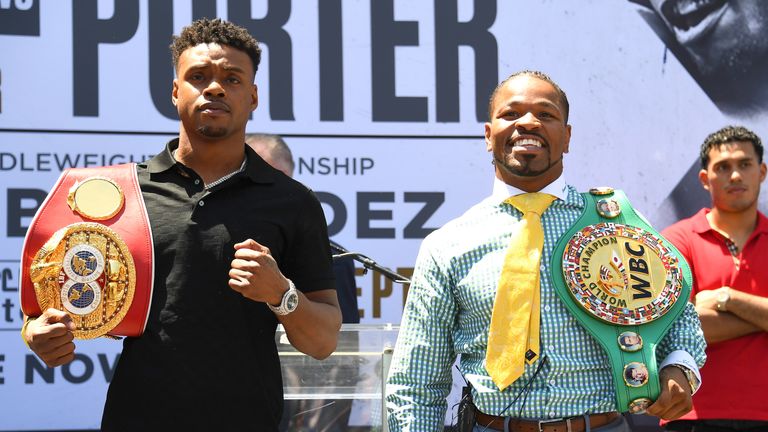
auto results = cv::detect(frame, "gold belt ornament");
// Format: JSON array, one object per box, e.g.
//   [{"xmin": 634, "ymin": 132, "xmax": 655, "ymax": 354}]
[
  {"xmin": 562, "ymin": 223, "xmax": 683, "ymax": 325},
  {"xmin": 29, "ymin": 223, "xmax": 136, "ymax": 339}
]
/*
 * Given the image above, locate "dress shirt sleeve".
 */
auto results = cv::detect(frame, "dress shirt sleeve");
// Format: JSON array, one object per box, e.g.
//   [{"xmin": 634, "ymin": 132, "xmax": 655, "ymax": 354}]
[
  {"xmin": 386, "ymin": 236, "xmax": 459, "ymax": 432},
  {"xmin": 659, "ymin": 350, "xmax": 702, "ymax": 394},
  {"xmin": 655, "ymin": 301, "xmax": 707, "ymax": 369}
]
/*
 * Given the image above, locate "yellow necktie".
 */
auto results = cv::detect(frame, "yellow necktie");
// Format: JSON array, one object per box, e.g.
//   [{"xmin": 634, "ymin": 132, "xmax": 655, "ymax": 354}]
[{"xmin": 486, "ymin": 192, "xmax": 556, "ymax": 391}]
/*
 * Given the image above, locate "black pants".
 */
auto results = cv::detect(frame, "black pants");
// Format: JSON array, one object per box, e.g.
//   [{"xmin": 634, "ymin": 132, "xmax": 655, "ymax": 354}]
[{"xmin": 665, "ymin": 420, "xmax": 768, "ymax": 432}]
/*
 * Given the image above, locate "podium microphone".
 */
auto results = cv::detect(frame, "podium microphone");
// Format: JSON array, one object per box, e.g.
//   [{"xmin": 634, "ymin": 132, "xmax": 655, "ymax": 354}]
[{"xmin": 330, "ymin": 242, "xmax": 411, "ymax": 284}]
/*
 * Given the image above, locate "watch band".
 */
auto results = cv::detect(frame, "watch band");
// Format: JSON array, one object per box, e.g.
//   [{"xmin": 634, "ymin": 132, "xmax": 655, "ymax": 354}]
[
  {"xmin": 665, "ymin": 364, "xmax": 700, "ymax": 395},
  {"xmin": 267, "ymin": 280, "xmax": 298, "ymax": 316}
]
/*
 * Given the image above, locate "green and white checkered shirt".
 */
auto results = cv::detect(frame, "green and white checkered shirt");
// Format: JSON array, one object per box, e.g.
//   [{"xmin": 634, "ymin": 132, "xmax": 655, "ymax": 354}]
[{"xmin": 386, "ymin": 177, "xmax": 706, "ymax": 431}]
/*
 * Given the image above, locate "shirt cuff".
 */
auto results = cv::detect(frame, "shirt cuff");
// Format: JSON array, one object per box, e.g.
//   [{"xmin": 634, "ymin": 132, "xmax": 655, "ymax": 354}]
[{"xmin": 659, "ymin": 350, "xmax": 701, "ymax": 394}]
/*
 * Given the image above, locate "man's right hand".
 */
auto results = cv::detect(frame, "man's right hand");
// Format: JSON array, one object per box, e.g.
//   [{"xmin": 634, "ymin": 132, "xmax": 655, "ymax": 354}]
[{"xmin": 23, "ymin": 308, "xmax": 76, "ymax": 367}]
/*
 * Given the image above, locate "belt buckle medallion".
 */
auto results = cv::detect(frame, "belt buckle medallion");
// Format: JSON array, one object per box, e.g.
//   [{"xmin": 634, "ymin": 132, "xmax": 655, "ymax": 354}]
[
  {"xmin": 561, "ymin": 223, "xmax": 683, "ymax": 325},
  {"xmin": 29, "ymin": 222, "xmax": 136, "ymax": 339}
]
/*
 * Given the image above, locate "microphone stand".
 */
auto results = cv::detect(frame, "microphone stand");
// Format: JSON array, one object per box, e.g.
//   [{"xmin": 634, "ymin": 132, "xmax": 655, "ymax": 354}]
[{"xmin": 330, "ymin": 242, "xmax": 411, "ymax": 285}]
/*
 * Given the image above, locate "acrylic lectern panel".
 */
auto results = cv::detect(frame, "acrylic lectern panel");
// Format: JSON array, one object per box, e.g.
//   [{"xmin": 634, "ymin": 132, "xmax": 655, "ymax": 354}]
[{"xmin": 276, "ymin": 323, "xmax": 399, "ymax": 432}]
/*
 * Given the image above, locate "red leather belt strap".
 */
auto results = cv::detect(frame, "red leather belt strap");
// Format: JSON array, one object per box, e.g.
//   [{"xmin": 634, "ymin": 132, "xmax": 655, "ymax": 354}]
[{"xmin": 20, "ymin": 164, "xmax": 153, "ymax": 337}]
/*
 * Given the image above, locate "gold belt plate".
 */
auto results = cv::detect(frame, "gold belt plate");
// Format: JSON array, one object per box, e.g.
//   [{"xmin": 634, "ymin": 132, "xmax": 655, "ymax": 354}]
[
  {"xmin": 562, "ymin": 223, "xmax": 683, "ymax": 325},
  {"xmin": 29, "ymin": 223, "xmax": 136, "ymax": 339},
  {"xmin": 67, "ymin": 176, "xmax": 125, "ymax": 220}
]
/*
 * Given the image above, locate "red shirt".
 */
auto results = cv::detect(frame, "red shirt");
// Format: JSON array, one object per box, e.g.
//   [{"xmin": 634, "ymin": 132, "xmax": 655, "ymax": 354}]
[{"xmin": 662, "ymin": 208, "xmax": 768, "ymax": 421}]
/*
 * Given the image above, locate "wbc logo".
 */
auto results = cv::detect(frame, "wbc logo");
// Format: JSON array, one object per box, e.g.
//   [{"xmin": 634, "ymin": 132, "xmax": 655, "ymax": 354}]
[{"xmin": 562, "ymin": 223, "xmax": 683, "ymax": 325}]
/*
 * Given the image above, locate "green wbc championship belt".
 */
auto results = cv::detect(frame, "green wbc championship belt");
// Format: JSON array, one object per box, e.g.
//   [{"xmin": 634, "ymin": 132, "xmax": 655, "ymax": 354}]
[{"xmin": 550, "ymin": 187, "xmax": 692, "ymax": 414}]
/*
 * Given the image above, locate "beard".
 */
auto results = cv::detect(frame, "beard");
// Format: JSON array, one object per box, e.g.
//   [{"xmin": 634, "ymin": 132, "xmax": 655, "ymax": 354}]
[
  {"xmin": 197, "ymin": 125, "xmax": 228, "ymax": 138},
  {"xmin": 495, "ymin": 153, "xmax": 555, "ymax": 178}
]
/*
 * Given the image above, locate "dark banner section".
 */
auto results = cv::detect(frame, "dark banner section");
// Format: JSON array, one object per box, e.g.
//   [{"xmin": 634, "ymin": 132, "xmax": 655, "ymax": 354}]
[{"xmin": 0, "ymin": 0, "xmax": 40, "ymax": 36}]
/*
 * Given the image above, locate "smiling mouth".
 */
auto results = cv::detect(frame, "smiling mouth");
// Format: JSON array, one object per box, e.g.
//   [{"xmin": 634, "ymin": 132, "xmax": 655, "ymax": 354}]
[
  {"xmin": 511, "ymin": 137, "xmax": 546, "ymax": 151},
  {"xmin": 660, "ymin": 0, "xmax": 728, "ymax": 43}
]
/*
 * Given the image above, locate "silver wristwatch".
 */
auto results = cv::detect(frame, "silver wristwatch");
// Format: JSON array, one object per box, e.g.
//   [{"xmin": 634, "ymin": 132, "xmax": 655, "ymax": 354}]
[
  {"xmin": 666, "ymin": 364, "xmax": 700, "ymax": 395},
  {"xmin": 716, "ymin": 287, "xmax": 731, "ymax": 312},
  {"xmin": 267, "ymin": 279, "xmax": 299, "ymax": 316}
]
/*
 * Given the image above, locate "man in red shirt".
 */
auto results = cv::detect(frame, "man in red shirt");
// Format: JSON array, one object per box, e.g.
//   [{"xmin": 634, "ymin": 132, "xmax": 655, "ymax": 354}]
[{"xmin": 662, "ymin": 125, "xmax": 768, "ymax": 431}]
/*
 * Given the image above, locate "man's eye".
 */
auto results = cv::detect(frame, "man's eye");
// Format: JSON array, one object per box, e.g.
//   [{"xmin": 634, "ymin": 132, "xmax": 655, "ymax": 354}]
[{"xmin": 228, "ymin": 77, "xmax": 241, "ymax": 84}]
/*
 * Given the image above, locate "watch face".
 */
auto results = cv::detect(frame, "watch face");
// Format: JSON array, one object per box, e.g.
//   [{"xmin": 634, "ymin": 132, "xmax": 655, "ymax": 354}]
[
  {"xmin": 716, "ymin": 289, "xmax": 730, "ymax": 311},
  {"xmin": 286, "ymin": 291, "xmax": 299, "ymax": 312}
]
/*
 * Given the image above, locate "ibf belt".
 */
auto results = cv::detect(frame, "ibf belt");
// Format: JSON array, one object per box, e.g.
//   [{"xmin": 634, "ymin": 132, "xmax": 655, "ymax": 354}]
[
  {"xmin": 549, "ymin": 188, "xmax": 692, "ymax": 415},
  {"xmin": 20, "ymin": 164, "xmax": 153, "ymax": 339}
]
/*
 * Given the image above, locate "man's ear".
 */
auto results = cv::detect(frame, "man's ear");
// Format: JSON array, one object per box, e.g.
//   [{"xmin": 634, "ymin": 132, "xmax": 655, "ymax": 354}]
[
  {"xmin": 172, "ymin": 79, "xmax": 179, "ymax": 107},
  {"xmin": 698, "ymin": 168, "xmax": 710, "ymax": 192},
  {"xmin": 563, "ymin": 124, "xmax": 572, "ymax": 154},
  {"xmin": 484, "ymin": 122, "xmax": 492, "ymax": 152},
  {"xmin": 251, "ymin": 84, "xmax": 259, "ymax": 112}
]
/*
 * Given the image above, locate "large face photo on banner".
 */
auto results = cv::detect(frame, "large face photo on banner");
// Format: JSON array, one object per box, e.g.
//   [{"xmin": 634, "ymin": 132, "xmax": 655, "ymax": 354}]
[
  {"xmin": 0, "ymin": 1, "xmax": 766, "ymax": 430},
  {"xmin": 630, "ymin": 0, "xmax": 768, "ymax": 226}
]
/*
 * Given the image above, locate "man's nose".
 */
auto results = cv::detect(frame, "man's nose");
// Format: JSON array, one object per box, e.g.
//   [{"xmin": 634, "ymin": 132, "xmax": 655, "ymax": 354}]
[
  {"xmin": 204, "ymin": 80, "xmax": 225, "ymax": 98},
  {"xmin": 515, "ymin": 112, "xmax": 541, "ymax": 130}
]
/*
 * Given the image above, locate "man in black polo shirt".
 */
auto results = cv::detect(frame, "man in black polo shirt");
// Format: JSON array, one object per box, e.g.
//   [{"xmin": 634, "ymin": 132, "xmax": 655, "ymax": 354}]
[
  {"xmin": 245, "ymin": 133, "xmax": 361, "ymax": 325},
  {"xmin": 22, "ymin": 18, "xmax": 341, "ymax": 431},
  {"xmin": 247, "ymin": 133, "xmax": 360, "ymax": 432}
]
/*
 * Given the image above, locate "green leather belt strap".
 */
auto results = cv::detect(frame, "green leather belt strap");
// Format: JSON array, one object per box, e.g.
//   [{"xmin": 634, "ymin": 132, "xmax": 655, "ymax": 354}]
[{"xmin": 549, "ymin": 189, "xmax": 692, "ymax": 413}]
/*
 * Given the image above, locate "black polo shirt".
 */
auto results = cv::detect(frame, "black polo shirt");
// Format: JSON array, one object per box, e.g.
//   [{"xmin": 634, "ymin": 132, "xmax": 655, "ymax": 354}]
[{"xmin": 101, "ymin": 139, "xmax": 335, "ymax": 431}]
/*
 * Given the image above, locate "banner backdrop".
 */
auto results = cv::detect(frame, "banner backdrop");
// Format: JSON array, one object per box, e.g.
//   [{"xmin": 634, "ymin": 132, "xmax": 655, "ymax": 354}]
[{"xmin": 1, "ymin": 0, "xmax": 766, "ymax": 429}]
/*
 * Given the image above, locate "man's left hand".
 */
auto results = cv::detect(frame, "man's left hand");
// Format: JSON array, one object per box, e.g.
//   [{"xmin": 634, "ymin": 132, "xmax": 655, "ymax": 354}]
[
  {"xmin": 229, "ymin": 239, "xmax": 289, "ymax": 305},
  {"xmin": 646, "ymin": 366, "xmax": 692, "ymax": 420}
]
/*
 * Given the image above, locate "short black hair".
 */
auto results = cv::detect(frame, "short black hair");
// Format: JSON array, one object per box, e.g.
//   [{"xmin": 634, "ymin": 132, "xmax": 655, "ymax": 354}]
[
  {"xmin": 700, "ymin": 125, "xmax": 764, "ymax": 168},
  {"xmin": 487, "ymin": 70, "xmax": 570, "ymax": 123},
  {"xmin": 170, "ymin": 18, "xmax": 262, "ymax": 76}
]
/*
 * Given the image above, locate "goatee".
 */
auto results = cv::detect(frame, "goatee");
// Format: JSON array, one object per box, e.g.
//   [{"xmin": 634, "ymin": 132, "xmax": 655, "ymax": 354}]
[{"xmin": 198, "ymin": 126, "xmax": 227, "ymax": 138}]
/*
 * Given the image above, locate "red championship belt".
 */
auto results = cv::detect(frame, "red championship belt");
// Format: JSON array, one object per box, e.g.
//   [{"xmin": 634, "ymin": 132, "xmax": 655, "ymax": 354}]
[{"xmin": 20, "ymin": 164, "xmax": 153, "ymax": 339}]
